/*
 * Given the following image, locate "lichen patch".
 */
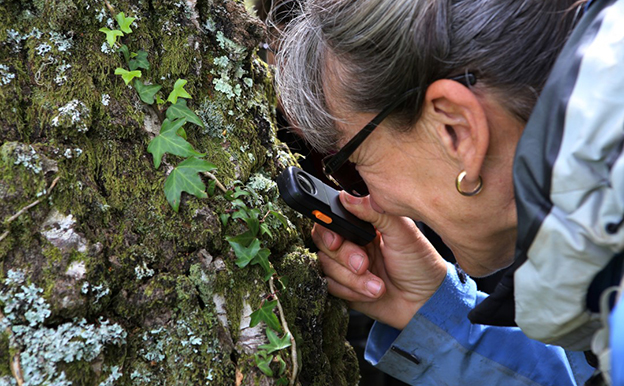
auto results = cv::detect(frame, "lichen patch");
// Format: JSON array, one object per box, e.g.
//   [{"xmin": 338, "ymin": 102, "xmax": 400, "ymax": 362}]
[{"xmin": 40, "ymin": 209, "xmax": 88, "ymax": 253}]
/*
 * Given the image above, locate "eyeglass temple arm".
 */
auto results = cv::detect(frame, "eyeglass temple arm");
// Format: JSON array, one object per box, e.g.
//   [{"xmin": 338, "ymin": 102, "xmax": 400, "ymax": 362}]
[
  {"xmin": 323, "ymin": 100, "xmax": 404, "ymax": 174},
  {"xmin": 323, "ymin": 73, "xmax": 476, "ymax": 175}
]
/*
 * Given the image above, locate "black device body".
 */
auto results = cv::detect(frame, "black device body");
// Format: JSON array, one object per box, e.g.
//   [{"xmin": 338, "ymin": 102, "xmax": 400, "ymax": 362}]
[{"xmin": 276, "ymin": 166, "xmax": 376, "ymax": 246}]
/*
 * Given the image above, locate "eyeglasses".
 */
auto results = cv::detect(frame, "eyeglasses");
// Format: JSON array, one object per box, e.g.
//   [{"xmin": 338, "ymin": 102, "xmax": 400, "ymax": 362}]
[{"xmin": 322, "ymin": 73, "xmax": 477, "ymax": 197}]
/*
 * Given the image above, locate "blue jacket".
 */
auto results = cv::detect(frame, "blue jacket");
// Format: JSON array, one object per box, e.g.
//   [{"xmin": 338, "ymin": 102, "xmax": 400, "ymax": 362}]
[{"xmin": 365, "ymin": 263, "xmax": 594, "ymax": 385}]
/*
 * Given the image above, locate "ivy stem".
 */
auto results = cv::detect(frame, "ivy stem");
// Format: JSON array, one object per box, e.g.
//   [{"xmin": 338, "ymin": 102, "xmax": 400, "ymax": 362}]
[
  {"xmin": 0, "ymin": 311, "xmax": 25, "ymax": 386},
  {"xmin": 0, "ymin": 175, "xmax": 61, "ymax": 243},
  {"xmin": 151, "ymin": 104, "xmax": 165, "ymax": 124},
  {"xmin": 269, "ymin": 276, "xmax": 298, "ymax": 385},
  {"xmin": 103, "ymin": 0, "xmax": 116, "ymax": 19},
  {"xmin": 203, "ymin": 172, "xmax": 227, "ymax": 193}
]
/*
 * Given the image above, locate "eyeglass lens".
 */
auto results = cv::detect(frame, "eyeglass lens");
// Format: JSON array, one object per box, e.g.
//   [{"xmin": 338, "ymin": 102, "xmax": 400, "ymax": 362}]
[{"xmin": 322, "ymin": 155, "xmax": 369, "ymax": 197}]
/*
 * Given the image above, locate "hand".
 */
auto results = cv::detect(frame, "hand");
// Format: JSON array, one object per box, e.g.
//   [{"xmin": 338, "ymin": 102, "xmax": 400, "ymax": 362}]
[{"xmin": 312, "ymin": 192, "xmax": 448, "ymax": 330}]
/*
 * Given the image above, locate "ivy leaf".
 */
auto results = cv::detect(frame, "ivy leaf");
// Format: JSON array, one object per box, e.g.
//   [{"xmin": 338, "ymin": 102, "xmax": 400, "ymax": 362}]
[
  {"xmin": 118, "ymin": 44, "xmax": 130, "ymax": 63},
  {"xmin": 230, "ymin": 199, "xmax": 246, "ymax": 208},
  {"xmin": 116, "ymin": 12, "xmax": 136, "ymax": 34},
  {"xmin": 244, "ymin": 217, "xmax": 260, "ymax": 237},
  {"xmin": 219, "ymin": 213, "xmax": 230, "ymax": 227},
  {"xmin": 276, "ymin": 355, "xmax": 287, "ymax": 376},
  {"xmin": 99, "ymin": 28, "xmax": 124, "ymax": 47},
  {"xmin": 251, "ymin": 248, "xmax": 276, "ymax": 281},
  {"xmin": 269, "ymin": 210, "xmax": 289, "ymax": 229},
  {"xmin": 260, "ymin": 223, "xmax": 273, "ymax": 239},
  {"xmin": 166, "ymin": 99, "xmax": 204, "ymax": 128},
  {"xmin": 164, "ymin": 157, "xmax": 217, "ymax": 212},
  {"xmin": 254, "ymin": 351, "xmax": 274, "ymax": 377},
  {"xmin": 233, "ymin": 188, "xmax": 250, "ymax": 198},
  {"xmin": 147, "ymin": 119, "xmax": 203, "ymax": 169},
  {"xmin": 160, "ymin": 117, "xmax": 188, "ymax": 140},
  {"xmin": 250, "ymin": 300, "xmax": 281, "ymax": 332},
  {"xmin": 232, "ymin": 210, "xmax": 249, "ymax": 221},
  {"xmin": 133, "ymin": 79, "xmax": 162, "ymax": 105},
  {"xmin": 129, "ymin": 50, "xmax": 149, "ymax": 71},
  {"xmin": 114, "ymin": 68, "xmax": 142, "ymax": 85},
  {"xmin": 224, "ymin": 190, "xmax": 237, "ymax": 201},
  {"xmin": 225, "ymin": 230, "xmax": 255, "ymax": 248},
  {"xmin": 229, "ymin": 237, "xmax": 261, "ymax": 268},
  {"xmin": 207, "ymin": 180, "xmax": 216, "ymax": 196},
  {"xmin": 167, "ymin": 78, "xmax": 192, "ymax": 104},
  {"xmin": 276, "ymin": 377, "xmax": 288, "ymax": 386},
  {"xmin": 159, "ymin": 118, "xmax": 186, "ymax": 135},
  {"xmin": 259, "ymin": 328, "xmax": 291, "ymax": 354}
]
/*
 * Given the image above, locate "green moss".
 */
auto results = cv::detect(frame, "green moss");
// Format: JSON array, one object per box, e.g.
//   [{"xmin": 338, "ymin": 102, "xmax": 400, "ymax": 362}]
[
  {"xmin": 59, "ymin": 361, "xmax": 97, "ymax": 385},
  {"xmin": 272, "ymin": 247, "xmax": 360, "ymax": 386},
  {"xmin": 0, "ymin": 332, "xmax": 10, "ymax": 377},
  {"xmin": 0, "ymin": 1, "xmax": 359, "ymax": 384},
  {"xmin": 159, "ymin": 33, "xmax": 196, "ymax": 81},
  {"xmin": 0, "ymin": 142, "xmax": 50, "ymax": 260},
  {"xmin": 42, "ymin": 243, "xmax": 64, "ymax": 264}
]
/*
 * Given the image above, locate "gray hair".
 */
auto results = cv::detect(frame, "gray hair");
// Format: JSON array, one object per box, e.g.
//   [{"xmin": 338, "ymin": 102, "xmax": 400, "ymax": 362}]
[{"xmin": 275, "ymin": 0, "xmax": 582, "ymax": 152}]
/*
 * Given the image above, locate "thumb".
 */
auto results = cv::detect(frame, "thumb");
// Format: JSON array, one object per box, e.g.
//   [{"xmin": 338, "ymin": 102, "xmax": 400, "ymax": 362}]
[{"xmin": 339, "ymin": 191, "xmax": 424, "ymax": 250}]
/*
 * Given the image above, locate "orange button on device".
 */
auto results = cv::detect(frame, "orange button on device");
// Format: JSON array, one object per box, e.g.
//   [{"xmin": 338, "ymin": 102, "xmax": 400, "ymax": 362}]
[{"xmin": 312, "ymin": 210, "xmax": 333, "ymax": 224}]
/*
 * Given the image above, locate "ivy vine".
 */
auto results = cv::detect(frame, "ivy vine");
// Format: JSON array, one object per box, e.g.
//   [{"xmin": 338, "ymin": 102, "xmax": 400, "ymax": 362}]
[
  {"xmin": 99, "ymin": 10, "xmax": 214, "ymax": 213},
  {"xmin": 99, "ymin": 8, "xmax": 298, "ymax": 385}
]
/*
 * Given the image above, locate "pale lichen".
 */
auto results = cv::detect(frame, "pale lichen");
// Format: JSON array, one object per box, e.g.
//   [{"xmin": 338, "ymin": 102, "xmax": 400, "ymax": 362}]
[
  {"xmin": 54, "ymin": 61, "xmax": 71, "ymax": 86},
  {"xmin": 95, "ymin": 7, "xmax": 107, "ymax": 22},
  {"xmin": 197, "ymin": 98, "xmax": 234, "ymax": 140},
  {"xmin": 48, "ymin": 31, "xmax": 73, "ymax": 53},
  {"xmin": 13, "ymin": 145, "xmax": 42, "ymax": 174},
  {"xmin": 65, "ymin": 261, "xmax": 86, "ymax": 281},
  {"xmin": 100, "ymin": 41, "xmax": 115, "ymax": 55},
  {"xmin": 98, "ymin": 366, "xmax": 122, "ymax": 386},
  {"xmin": 101, "ymin": 93, "xmax": 110, "ymax": 106},
  {"xmin": 40, "ymin": 209, "xmax": 89, "ymax": 254},
  {"xmin": 35, "ymin": 42, "xmax": 52, "ymax": 56},
  {"xmin": 51, "ymin": 100, "xmax": 90, "ymax": 133},
  {"xmin": 0, "ymin": 270, "xmax": 126, "ymax": 385},
  {"xmin": 0, "ymin": 64, "xmax": 15, "ymax": 86},
  {"xmin": 135, "ymin": 262, "xmax": 155, "ymax": 280}
]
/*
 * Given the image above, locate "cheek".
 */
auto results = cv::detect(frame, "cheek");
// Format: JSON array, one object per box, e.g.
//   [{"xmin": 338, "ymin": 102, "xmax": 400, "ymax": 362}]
[
  {"xmin": 365, "ymin": 178, "xmax": 419, "ymax": 217},
  {"xmin": 368, "ymin": 194, "xmax": 386, "ymax": 214}
]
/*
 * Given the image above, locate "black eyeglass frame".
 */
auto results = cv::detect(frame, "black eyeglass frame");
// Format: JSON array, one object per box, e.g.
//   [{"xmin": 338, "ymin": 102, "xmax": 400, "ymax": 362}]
[{"xmin": 322, "ymin": 73, "xmax": 477, "ymax": 180}]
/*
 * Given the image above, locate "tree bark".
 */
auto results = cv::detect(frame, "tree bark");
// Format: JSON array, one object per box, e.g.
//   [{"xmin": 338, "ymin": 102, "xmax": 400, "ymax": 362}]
[{"xmin": 0, "ymin": 0, "xmax": 359, "ymax": 385}]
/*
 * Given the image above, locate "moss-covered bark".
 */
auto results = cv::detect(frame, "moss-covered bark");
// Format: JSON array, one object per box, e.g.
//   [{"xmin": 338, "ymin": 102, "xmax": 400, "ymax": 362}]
[{"xmin": 0, "ymin": 0, "xmax": 359, "ymax": 384}]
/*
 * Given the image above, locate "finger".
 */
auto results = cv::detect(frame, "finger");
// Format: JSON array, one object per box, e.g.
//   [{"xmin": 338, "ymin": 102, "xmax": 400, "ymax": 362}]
[
  {"xmin": 318, "ymin": 252, "xmax": 385, "ymax": 299},
  {"xmin": 312, "ymin": 226, "xmax": 370, "ymax": 274},
  {"xmin": 311, "ymin": 223, "xmax": 343, "ymax": 251},
  {"xmin": 325, "ymin": 276, "xmax": 378, "ymax": 304},
  {"xmin": 339, "ymin": 191, "xmax": 428, "ymax": 252}
]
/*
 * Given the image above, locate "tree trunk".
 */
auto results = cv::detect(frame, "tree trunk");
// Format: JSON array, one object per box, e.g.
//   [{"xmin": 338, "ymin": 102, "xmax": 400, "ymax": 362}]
[{"xmin": 0, "ymin": 1, "xmax": 359, "ymax": 385}]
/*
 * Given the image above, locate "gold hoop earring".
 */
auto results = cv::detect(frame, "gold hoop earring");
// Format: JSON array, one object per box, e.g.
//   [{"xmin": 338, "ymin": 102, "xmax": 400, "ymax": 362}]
[{"xmin": 456, "ymin": 171, "xmax": 483, "ymax": 197}]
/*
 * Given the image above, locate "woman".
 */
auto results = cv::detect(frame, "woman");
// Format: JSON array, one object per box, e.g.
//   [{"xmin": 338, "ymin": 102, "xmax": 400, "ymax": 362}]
[{"xmin": 274, "ymin": 0, "xmax": 610, "ymax": 384}]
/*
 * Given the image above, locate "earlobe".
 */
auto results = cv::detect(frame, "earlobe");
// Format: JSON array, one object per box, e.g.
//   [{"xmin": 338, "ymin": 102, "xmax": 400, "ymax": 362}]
[{"xmin": 424, "ymin": 79, "xmax": 490, "ymax": 184}]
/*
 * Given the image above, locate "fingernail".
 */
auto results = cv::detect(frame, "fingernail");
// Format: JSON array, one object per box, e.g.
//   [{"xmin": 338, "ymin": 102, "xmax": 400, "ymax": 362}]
[
  {"xmin": 349, "ymin": 254, "xmax": 364, "ymax": 273},
  {"xmin": 323, "ymin": 231, "xmax": 334, "ymax": 248},
  {"xmin": 345, "ymin": 194, "xmax": 362, "ymax": 205},
  {"xmin": 366, "ymin": 280, "xmax": 382, "ymax": 296}
]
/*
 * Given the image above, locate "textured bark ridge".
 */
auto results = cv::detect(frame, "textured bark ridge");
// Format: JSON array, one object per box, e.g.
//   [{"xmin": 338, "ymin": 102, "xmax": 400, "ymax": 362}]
[{"xmin": 0, "ymin": 1, "xmax": 359, "ymax": 385}]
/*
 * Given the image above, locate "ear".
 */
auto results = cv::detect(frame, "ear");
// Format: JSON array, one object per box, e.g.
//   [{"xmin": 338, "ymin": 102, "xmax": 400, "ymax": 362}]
[{"xmin": 423, "ymin": 79, "xmax": 490, "ymax": 189}]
